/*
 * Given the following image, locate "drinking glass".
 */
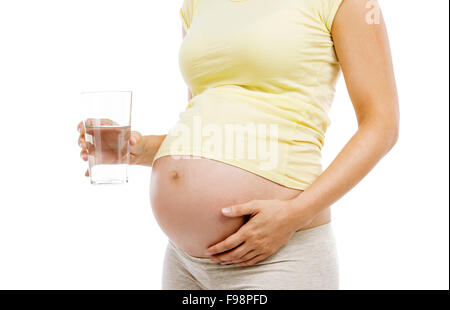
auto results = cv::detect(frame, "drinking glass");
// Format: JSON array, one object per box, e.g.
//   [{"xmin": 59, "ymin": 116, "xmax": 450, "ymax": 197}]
[{"xmin": 81, "ymin": 91, "xmax": 132, "ymax": 185}]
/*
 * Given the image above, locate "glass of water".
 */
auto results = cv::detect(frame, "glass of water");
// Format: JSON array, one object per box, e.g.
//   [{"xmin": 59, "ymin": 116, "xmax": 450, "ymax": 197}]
[{"xmin": 81, "ymin": 91, "xmax": 132, "ymax": 185}]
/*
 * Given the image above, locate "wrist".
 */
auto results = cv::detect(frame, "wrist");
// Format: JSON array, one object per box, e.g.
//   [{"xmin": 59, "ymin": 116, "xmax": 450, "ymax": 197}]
[
  {"xmin": 284, "ymin": 197, "xmax": 317, "ymax": 230},
  {"xmin": 134, "ymin": 135, "xmax": 165, "ymax": 166}
]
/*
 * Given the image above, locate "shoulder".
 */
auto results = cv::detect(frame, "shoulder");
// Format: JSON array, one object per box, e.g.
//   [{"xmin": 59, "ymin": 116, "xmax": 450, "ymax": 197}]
[
  {"xmin": 180, "ymin": 0, "xmax": 199, "ymax": 31},
  {"xmin": 181, "ymin": 0, "xmax": 199, "ymax": 16},
  {"xmin": 301, "ymin": 0, "xmax": 344, "ymax": 32},
  {"xmin": 180, "ymin": 0, "xmax": 201, "ymax": 30}
]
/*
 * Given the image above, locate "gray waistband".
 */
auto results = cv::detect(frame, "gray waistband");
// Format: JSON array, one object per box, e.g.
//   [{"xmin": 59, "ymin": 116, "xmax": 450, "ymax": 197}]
[{"xmin": 169, "ymin": 222, "xmax": 334, "ymax": 265}]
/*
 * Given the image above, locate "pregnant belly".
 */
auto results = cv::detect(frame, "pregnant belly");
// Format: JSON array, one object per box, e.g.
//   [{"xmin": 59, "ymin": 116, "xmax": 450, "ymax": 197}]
[{"xmin": 150, "ymin": 156, "xmax": 328, "ymax": 258}]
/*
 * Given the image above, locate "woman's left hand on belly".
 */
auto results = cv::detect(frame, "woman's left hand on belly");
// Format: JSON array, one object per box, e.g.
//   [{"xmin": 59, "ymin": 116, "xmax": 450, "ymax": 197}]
[{"xmin": 204, "ymin": 199, "xmax": 312, "ymax": 266}]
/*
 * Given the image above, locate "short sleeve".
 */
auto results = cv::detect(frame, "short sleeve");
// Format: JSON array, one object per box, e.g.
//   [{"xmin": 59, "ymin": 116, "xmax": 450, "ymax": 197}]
[
  {"xmin": 323, "ymin": 0, "xmax": 344, "ymax": 32},
  {"xmin": 180, "ymin": 0, "xmax": 198, "ymax": 32}
]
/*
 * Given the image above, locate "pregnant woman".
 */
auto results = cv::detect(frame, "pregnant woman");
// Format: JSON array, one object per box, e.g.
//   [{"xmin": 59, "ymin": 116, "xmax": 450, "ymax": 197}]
[{"xmin": 78, "ymin": 0, "xmax": 399, "ymax": 290}]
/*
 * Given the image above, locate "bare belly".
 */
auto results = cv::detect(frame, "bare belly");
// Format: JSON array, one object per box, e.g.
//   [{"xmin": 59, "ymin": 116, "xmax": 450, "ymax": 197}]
[{"xmin": 150, "ymin": 156, "xmax": 331, "ymax": 258}]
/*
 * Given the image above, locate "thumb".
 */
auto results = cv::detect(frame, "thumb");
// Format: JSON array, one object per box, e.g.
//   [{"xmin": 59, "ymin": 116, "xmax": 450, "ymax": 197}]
[
  {"xmin": 221, "ymin": 201, "xmax": 258, "ymax": 217},
  {"xmin": 129, "ymin": 131, "xmax": 144, "ymax": 153}
]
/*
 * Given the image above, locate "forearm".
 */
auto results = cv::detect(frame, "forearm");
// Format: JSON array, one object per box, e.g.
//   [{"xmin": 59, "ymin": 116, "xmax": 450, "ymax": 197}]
[
  {"xmin": 287, "ymin": 121, "xmax": 398, "ymax": 228},
  {"xmin": 133, "ymin": 135, "xmax": 166, "ymax": 167}
]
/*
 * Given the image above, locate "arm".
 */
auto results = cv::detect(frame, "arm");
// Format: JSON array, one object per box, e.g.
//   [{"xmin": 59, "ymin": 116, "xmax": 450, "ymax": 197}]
[
  {"xmin": 287, "ymin": 0, "xmax": 399, "ymax": 224},
  {"xmin": 205, "ymin": 0, "xmax": 399, "ymax": 266},
  {"xmin": 80, "ymin": 25, "xmax": 191, "ymax": 170},
  {"xmin": 129, "ymin": 133, "xmax": 166, "ymax": 167}
]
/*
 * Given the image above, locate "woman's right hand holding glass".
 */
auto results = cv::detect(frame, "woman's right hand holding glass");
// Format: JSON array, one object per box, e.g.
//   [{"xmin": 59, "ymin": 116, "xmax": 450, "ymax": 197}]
[{"xmin": 77, "ymin": 121, "xmax": 163, "ymax": 177}]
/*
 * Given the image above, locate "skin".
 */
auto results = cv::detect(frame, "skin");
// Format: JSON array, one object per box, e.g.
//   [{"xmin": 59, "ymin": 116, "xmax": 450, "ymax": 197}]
[{"xmin": 78, "ymin": 0, "xmax": 399, "ymax": 266}]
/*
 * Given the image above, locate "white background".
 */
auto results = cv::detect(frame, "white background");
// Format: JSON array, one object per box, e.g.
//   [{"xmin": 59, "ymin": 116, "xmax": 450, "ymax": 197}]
[{"xmin": 0, "ymin": 0, "xmax": 448, "ymax": 290}]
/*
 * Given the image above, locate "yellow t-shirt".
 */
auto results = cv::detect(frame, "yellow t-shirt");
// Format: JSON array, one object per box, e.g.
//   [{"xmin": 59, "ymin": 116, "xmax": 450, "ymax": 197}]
[{"xmin": 153, "ymin": 0, "xmax": 343, "ymax": 190}]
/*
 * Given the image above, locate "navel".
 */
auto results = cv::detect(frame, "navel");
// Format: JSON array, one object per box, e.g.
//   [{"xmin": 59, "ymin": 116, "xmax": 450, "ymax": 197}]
[{"xmin": 170, "ymin": 170, "xmax": 180, "ymax": 180}]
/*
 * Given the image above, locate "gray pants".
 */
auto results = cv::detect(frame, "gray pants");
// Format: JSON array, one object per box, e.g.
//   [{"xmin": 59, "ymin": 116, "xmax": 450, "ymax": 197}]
[{"xmin": 162, "ymin": 223, "xmax": 339, "ymax": 290}]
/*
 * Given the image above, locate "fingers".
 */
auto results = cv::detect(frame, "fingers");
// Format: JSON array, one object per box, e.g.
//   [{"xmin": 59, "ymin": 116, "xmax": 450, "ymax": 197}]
[
  {"xmin": 129, "ymin": 131, "xmax": 141, "ymax": 145},
  {"xmin": 78, "ymin": 135, "xmax": 86, "ymax": 149},
  {"xmin": 78, "ymin": 121, "xmax": 86, "ymax": 149},
  {"xmin": 79, "ymin": 134, "xmax": 93, "ymax": 161},
  {"xmin": 78, "ymin": 121, "xmax": 89, "ymax": 177},
  {"xmin": 221, "ymin": 201, "xmax": 259, "ymax": 218},
  {"xmin": 85, "ymin": 141, "xmax": 94, "ymax": 154},
  {"xmin": 77, "ymin": 121, "xmax": 85, "ymax": 135},
  {"xmin": 78, "ymin": 121, "xmax": 88, "ymax": 158},
  {"xmin": 230, "ymin": 250, "xmax": 260, "ymax": 265},
  {"xmin": 236, "ymin": 254, "xmax": 266, "ymax": 267},
  {"xmin": 205, "ymin": 229, "xmax": 247, "ymax": 256},
  {"xmin": 210, "ymin": 246, "xmax": 254, "ymax": 264},
  {"xmin": 80, "ymin": 150, "xmax": 88, "ymax": 161},
  {"xmin": 79, "ymin": 121, "xmax": 88, "ymax": 161}
]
